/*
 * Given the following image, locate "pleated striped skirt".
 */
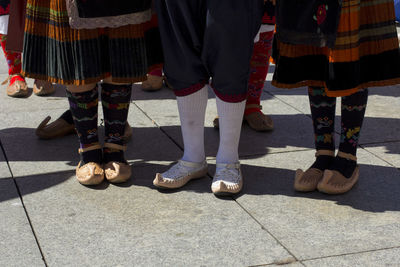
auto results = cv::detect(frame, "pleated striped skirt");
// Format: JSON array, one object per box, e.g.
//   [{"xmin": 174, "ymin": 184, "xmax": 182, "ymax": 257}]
[
  {"xmin": 22, "ymin": 0, "xmax": 163, "ymax": 85},
  {"xmin": 272, "ymin": 0, "xmax": 400, "ymax": 97}
]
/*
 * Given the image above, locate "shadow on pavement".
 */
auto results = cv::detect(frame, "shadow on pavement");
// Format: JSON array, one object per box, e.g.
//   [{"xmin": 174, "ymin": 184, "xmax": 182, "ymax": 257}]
[
  {"xmin": 2, "ymin": 160, "xmax": 398, "ymax": 214},
  {"xmin": 129, "ymin": 162, "xmax": 400, "ymax": 213},
  {"xmin": 0, "ymin": 115, "xmax": 399, "ymax": 162}
]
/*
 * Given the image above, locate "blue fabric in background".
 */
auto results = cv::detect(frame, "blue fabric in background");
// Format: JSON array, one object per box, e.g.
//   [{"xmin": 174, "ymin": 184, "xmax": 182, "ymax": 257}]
[{"xmin": 395, "ymin": 0, "xmax": 400, "ymax": 21}]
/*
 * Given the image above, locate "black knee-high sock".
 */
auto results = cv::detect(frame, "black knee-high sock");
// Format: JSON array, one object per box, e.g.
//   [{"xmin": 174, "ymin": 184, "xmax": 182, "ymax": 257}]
[
  {"xmin": 67, "ymin": 85, "xmax": 101, "ymax": 164},
  {"xmin": 101, "ymin": 83, "xmax": 132, "ymax": 163},
  {"xmin": 308, "ymin": 87, "xmax": 336, "ymax": 170},
  {"xmin": 332, "ymin": 89, "xmax": 368, "ymax": 177}
]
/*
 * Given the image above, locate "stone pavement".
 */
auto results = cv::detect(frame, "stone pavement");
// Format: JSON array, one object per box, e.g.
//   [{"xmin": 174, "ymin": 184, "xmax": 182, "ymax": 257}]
[{"xmin": 0, "ymin": 60, "xmax": 400, "ymax": 267}]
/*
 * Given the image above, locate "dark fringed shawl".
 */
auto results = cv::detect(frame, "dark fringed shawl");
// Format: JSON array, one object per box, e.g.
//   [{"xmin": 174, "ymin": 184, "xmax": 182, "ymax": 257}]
[
  {"xmin": 0, "ymin": 0, "xmax": 10, "ymax": 16},
  {"xmin": 276, "ymin": 0, "xmax": 342, "ymax": 48},
  {"xmin": 76, "ymin": 0, "xmax": 152, "ymax": 18}
]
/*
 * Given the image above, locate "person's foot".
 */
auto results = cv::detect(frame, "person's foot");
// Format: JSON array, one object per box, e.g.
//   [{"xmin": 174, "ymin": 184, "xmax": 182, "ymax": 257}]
[
  {"xmin": 33, "ymin": 79, "xmax": 55, "ymax": 96},
  {"xmin": 294, "ymin": 150, "xmax": 334, "ymax": 192},
  {"xmin": 213, "ymin": 112, "xmax": 274, "ymax": 132},
  {"xmin": 153, "ymin": 160, "xmax": 208, "ymax": 189},
  {"xmin": 244, "ymin": 112, "xmax": 274, "ymax": 132},
  {"xmin": 211, "ymin": 162, "xmax": 243, "ymax": 196},
  {"xmin": 141, "ymin": 74, "xmax": 164, "ymax": 91},
  {"xmin": 76, "ymin": 145, "xmax": 104, "ymax": 185},
  {"xmin": 317, "ymin": 152, "xmax": 359, "ymax": 194},
  {"xmin": 76, "ymin": 161, "xmax": 105, "ymax": 185},
  {"xmin": 103, "ymin": 143, "xmax": 131, "ymax": 184},
  {"xmin": 36, "ymin": 110, "xmax": 75, "ymax": 139},
  {"xmin": 4, "ymin": 74, "xmax": 28, "ymax": 98}
]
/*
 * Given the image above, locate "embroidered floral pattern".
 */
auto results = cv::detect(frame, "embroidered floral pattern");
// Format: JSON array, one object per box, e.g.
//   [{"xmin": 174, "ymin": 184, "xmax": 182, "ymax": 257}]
[
  {"xmin": 341, "ymin": 125, "xmax": 361, "ymax": 147},
  {"xmin": 315, "ymin": 133, "xmax": 333, "ymax": 144},
  {"xmin": 313, "ymin": 4, "xmax": 328, "ymax": 25},
  {"xmin": 316, "ymin": 117, "xmax": 333, "ymax": 129}
]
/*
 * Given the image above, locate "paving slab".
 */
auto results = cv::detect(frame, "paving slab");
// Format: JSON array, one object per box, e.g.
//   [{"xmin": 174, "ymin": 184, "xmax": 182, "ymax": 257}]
[
  {"xmin": 17, "ymin": 165, "xmax": 292, "ymax": 267},
  {"xmin": 303, "ymin": 247, "xmax": 400, "ymax": 267},
  {"xmin": 359, "ymin": 87, "xmax": 400, "ymax": 144},
  {"xmin": 0, "ymin": 178, "xmax": 44, "ymax": 267},
  {"xmin": 0, "ymin": 104, "xmax": 182, "ymax": 177},
  {"xmin": 134, "ymin": 86, "xmax": 315, "ymax": 157},
  {"xmin": 0, "ymin": 108, "xmax": 81, "ymax": 177},
  {"xmin": 224, "ymin": 149, "xmax": 400, "ymax": 260},
  {"xmin": 362, "ymin": 142, "xmax": 400, "ymax": 169}
]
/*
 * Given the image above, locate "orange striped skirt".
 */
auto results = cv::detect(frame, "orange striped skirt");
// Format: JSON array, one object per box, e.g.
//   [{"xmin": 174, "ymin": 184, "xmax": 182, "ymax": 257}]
[
  {"xmin": 22, "ymin": 0, "xmax": 163, "ymax": 85},
  {"xmin": 272, "ymin": 0, "xmax": 400, "ymax": 97}
]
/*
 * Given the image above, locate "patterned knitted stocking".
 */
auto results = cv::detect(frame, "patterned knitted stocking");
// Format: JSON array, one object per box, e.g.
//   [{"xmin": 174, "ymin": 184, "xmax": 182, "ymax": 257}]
[
  {"xmin": 308, "ymin": 86, "xmax": 336, "ymax": 170},
  {"xmin": 331, "ymin": 89, "xmax": 368, "ymax": 177},
  {"xmin": 67, "ymin": 85, "xmax": 101, "ymax": 164},
  {"xmin": 101, "ymin": 83, "xmax": 132, "ymax": 163}
]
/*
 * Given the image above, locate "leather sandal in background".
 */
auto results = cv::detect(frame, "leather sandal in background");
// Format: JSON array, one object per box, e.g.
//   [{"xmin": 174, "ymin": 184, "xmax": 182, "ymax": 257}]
[
  {"xmin": 3, "ymin": 74, "xmax": 28, "ymax": 98},
  {"xmin": 33, "ymin": 79, "xmax": 55, "ymax": 96},
  {"xmin": 141, "ymin": 74, "xmax": 164, "ymax": 91}
]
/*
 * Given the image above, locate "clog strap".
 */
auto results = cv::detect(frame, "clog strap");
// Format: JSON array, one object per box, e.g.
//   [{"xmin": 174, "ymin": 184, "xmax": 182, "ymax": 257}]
[
  {"xmin": 78, "ymin": 144, "xmax": 102, "ymax": 154},
  {"xmin": 337, "ymin": 151, "xmax": 357, "ymax": 161}
]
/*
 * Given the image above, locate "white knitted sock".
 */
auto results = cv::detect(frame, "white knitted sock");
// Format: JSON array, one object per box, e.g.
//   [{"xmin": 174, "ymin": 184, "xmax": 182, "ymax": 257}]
[
  {"xmin": 177, "ymin": 86, "xmax": 208, "ymax": 163},
  {"xmin": 216, "ymin": 96, "xmax": 246, "ymax": 164}
]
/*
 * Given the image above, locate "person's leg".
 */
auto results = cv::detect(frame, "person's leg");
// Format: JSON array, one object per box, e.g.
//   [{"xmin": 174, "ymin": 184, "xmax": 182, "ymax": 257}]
[
  {"xmin": 155, "ymin": 0, "xmax": 210, "ymax": 94},
  {"xmin": 204, "ymin": 0, "xmax": 264, "ymax": 195},
  {"xmin": 178, "ymin": 86, "xmax": 208, "ymax": 163},
  {"xmin": 318, "ymin": 89, "xmax": 368, "ymax": 194},
  {"xmin": 67, "ymin": 83, "xmax": 104, "ymax": 185},
  {"xmin": 294, "ymin": 86, "xmax": 336, "ymax": 192},
  {"xmin": 244, "ymin": 30, "xmax": 274, "ymax": 131},
  {"xmin": 101, "ymin": 78, "xmax": 133, "ymax": 183},
  {"xmin": 0, "ymin": 34, "xmax": 27, "ymax": 97},
  {"xmin": 142, "ymin": 13, "xmax": 165, "ymax": 91},
  {"xmin": 213, "ymin": 30, "xmax": 274, "ymax": 131},
  {"xmin": 308, "ymin": 87, "xmax": 336, "ymax": 169},
  {"xmin": 153, "ymin": 0, "xmax": 210, "ymax": 189}
]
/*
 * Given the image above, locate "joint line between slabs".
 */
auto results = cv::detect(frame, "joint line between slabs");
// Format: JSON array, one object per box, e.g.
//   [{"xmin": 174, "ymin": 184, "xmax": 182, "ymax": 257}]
[
  {"xmin": 0, "ymin": 139, "xmax": 49, "ymax": 266},
  {"xmin": 11, "ymin": 179, "xmax": 49, "ymax": 267},
  {"xmin": 133, "ymin": 100, "xmax": 295, "ymax": 262},
  {"xmin": 132, "ymin": 102, "xmax": 184, "ymax": 152},
  {"xmin": 265, "ymin": 91, "xmax": 311, "ymax": 118},
  {"xmin": 249, "ymin": 260, "xmax": 306, "ymax": 267},
  {"xmin": 233, "ymin": 200, "xmax": 300, "ymax": 262},
  {"xmin": 359, "ymin": 144, "xmax": 398, "ymax": 169},
  {"xmin": 300, "ymin": 245, "xmax": 400, "ymax": 263}
]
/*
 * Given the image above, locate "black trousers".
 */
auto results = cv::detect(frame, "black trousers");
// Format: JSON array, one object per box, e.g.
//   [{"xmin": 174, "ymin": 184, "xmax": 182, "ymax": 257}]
[{"xmin": 156, "ymin": 0, "xmax": 264, "ymax": 102}]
